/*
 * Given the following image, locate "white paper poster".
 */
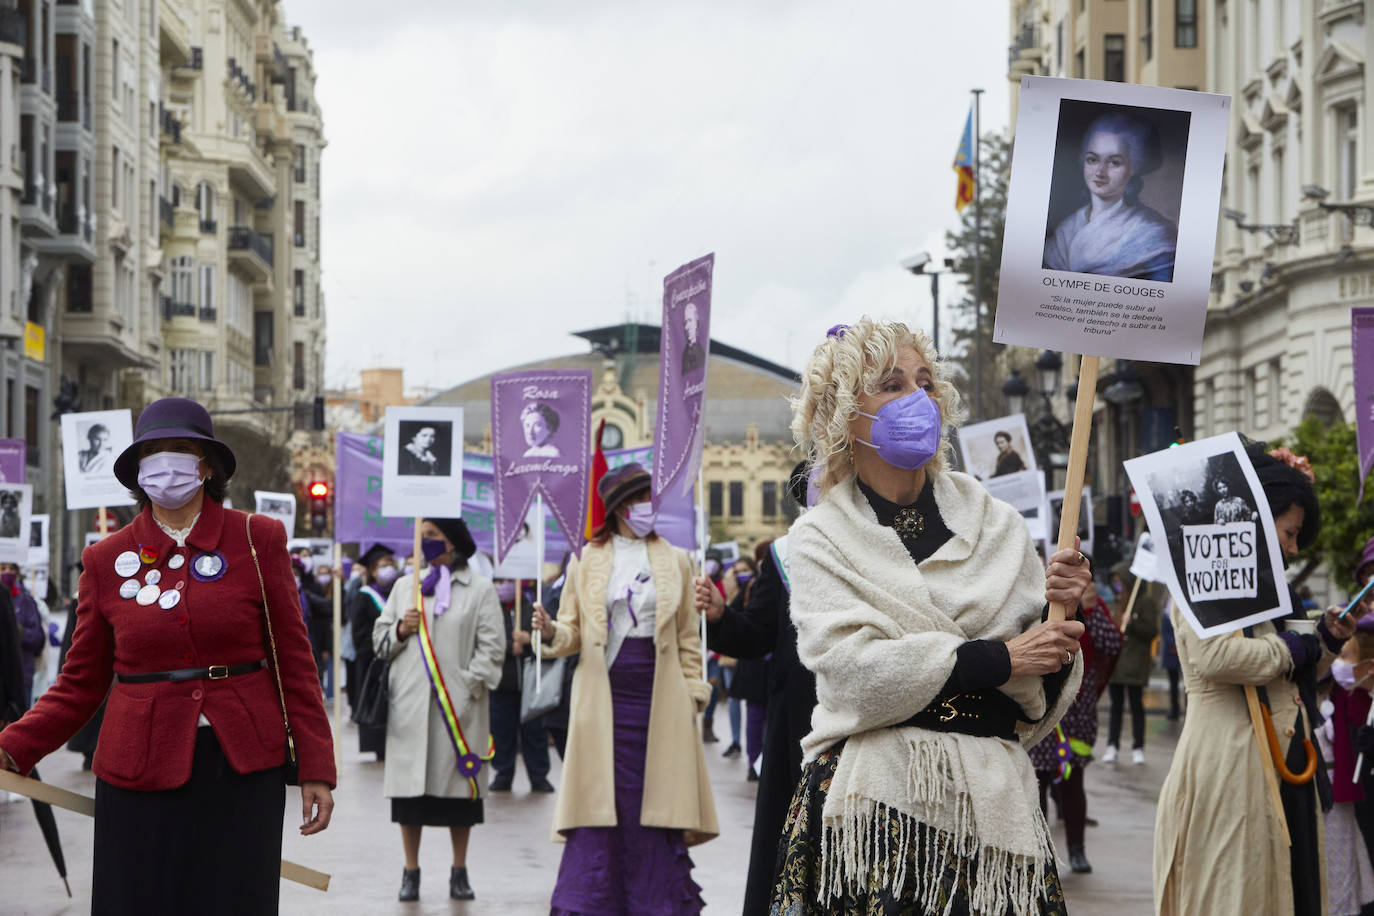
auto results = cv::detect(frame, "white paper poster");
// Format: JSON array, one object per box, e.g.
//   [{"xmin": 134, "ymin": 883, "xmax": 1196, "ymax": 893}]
[
  {"xmin": 1045, "ymin": 486, "xmax": 1093, "ymax": 561},
  {"xmin": 26, "ymin": 513, "xmax": 48, "ymax": 597},
  {"xmin": 0, "ymin": 483, "xmax": 34, "ymax": 564},
  {"xmin": 381, "ymin": 406, "xmax": 465, "ymax": 521},
  {"xmin": 960, "ymin": 413, "xmax": 1038, "ymax": 478},
  {"xmin": 255, "ymin": 491, "xmax": 297, "ymax": 537},
  {"xmin": 995, "ymin": 76, "xmax": 1229, "ymax": 364},
  {"xmin": 1123, "ymin": 432, "xmax": 1290, "ymax": 638},
  {"xmin": 493, "ymin": 503, "xmax": 543, "ymax": 579},
  {"xmin": 60, "ymin": 409, "xmax": 136, "ymax": 510},
  {"xmin": 1128, "ymin": 531, "xmax": 1160, "ymax": 583}
]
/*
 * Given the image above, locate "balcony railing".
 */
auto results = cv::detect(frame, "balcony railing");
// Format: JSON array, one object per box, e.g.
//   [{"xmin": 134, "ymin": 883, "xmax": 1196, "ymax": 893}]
[
  {"xmin": 199, "ymin": 306, "xmax": 217, "ymax": 323},
  {"xmin": 293, "ymin": 299, "xmax": 305, "ymax": 317},
  {"xmin": 227, "ymin": 226, "xmax": 273, "ymax": 266},
  {"xmin": 0, "ymin": 8, "xmax": 25, "ymax": 48},
  {"xmin": 160, "ymin": 197, "xmax": 174, "ymax": 229},
  {"xmin": 160, "ymin": 110, "xmax": 181, "ymax": 144},
  {"xmin": 163, "ymin": 299, "xmax": 195, "ymax": 321},
  {"xmin": 199, "ymin": 218, "xmax": 217, "ymax": 235}
]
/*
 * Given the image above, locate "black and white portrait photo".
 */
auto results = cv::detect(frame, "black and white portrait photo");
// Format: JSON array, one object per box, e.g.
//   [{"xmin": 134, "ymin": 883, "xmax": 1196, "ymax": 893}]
[
  {"xmin": 959, "ymin": 414, "xmax": 1038, "ymax": 481},
  {"xmin": 520, "ymin": 402, "xmax": 562, "ymax": 458},
  {"xmin": 76, "ymin": 421, "xmax": 113, "ymax": 475},
  {"xmin": 382, "ymin": 406, "xmax": 465, "ymax": 520},
  {"xmin": 0, "ymin": 490, "xmax": 23, "ymax": 539},
  {"xmin": 1046, "ymin": 488, "xmax": 1093, "ymax": 560},
  {"xmin": 29, "ymin": 518, "xmax": 42, "ymax": 548},
  {"xmin": 1041, "ymin": 99, "xmax": 1190, "ymax": 283},
  {"xmin": 681, "ymin": 301, "xmax": 705, "ymax": 374},
  {"xmin": 1125, "ymin": 433, "xmax": 1290, "ymax": 638},
  {"xmin": 397, "ymin": 420, "xmax": 452, "ymax": 477}
]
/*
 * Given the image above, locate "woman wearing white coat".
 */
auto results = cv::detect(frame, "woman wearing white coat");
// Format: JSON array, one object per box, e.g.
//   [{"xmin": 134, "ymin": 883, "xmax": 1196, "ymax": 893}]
[{"xmin": 373, "ymin": 516, "xmax": 505, "ymax": 903}]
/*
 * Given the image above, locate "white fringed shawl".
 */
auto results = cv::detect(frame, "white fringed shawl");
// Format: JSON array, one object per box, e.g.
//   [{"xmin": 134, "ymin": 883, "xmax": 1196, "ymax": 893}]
[{"xmin": 790, "ymin": 471, "xmax": 1082, "ymax": 913}]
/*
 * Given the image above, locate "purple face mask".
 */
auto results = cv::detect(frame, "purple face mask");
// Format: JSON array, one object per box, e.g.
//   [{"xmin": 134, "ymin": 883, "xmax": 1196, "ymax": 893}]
[
  {"xmin": 496, "ymin": 581, "xmax": 517, "ymax": 604},
  {"xmin": 421, "ymin": 538, "xmax": 449, "ymax": 564},
  {"xmin": 854, "ymin": 388, "xmax": 941, "ymax": 471},
  {"xmin": 621, "ymin": 503, "xmax": 657, "ymax": 538},
  {"xmin": 137, "ymin": 452, "xmax": 205, "ymax": 510},
  {"xmin": 374, "ymin": 565, "xmax": 399, "ymax": 587}
]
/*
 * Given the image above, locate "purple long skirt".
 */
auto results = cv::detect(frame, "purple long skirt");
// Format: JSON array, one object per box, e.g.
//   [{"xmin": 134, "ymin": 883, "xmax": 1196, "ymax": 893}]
[{"xmin": 550, "ymin": 637, "xmax": 705, "ymax": 915}]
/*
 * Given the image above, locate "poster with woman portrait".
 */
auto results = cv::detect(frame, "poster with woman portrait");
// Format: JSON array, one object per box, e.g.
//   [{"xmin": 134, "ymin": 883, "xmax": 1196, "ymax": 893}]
[
  {"xmin": 60, "ymin": 409, "xmax": 136, "ymax": 510},
  {"xmin": 959, "ymin": 413, "xmax": 1044, "ymax": 513},
  {"xmin": 491, "ymin": 370, "xmax": 591, "ymax": 565},
  {"xmin": 381, "ymin": 406, "xmax": 464, "ymax": 520},
  {"xmin": 0, "ymin": 483, "xmax": 33, "ymax": 564},
  {"xmin": 995, "ymin": 76, "xmax": 1229, "ymax": 364},
  {"xmin": 254, "ymin": 491, "xmax": 297, "ymax": 537},
  {"xmin": 1124, "ymin": 432, "xmax": 1290, "ymax": 639}
]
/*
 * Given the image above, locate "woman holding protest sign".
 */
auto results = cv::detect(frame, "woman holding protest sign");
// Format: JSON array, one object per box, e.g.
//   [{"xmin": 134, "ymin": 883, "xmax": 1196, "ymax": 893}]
[
  {"xmin": 770, "ymin": 318, "xmax": 1094, "ymax": 915},
  {"xmin": 530, "ymin": 463, "xmax": 715, "ymax": 915},
  {"xmin": 1154, "ymin": 446, "xmax": 1363, "ymax": 916},
  {"xmin": 0, "ymin": 397, "xmax": 337, "ymax": 914}
]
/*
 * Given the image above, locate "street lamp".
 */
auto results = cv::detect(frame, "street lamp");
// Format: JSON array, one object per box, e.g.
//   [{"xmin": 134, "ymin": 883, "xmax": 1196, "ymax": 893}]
[
  {"xmin": 901, "ymin": 252, "xmax": 957, "ymax": 354},
  {"xmin": 1034, "ymin": 349, "xmax": 1063, "ymax": 401},
  {"xmin": 1001, "ymin": 368, "xmax": 1029, "ymax": 416},
  {"xmin": 1103, "ymin": 361, "xmax": 1144, "ymax": 406}
]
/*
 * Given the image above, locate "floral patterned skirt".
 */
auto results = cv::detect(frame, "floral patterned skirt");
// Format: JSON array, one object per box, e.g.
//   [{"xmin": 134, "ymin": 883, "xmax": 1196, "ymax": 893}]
[{"xmin": 770, "ymin": 744, "xmax": 1068, "ymax": 916}]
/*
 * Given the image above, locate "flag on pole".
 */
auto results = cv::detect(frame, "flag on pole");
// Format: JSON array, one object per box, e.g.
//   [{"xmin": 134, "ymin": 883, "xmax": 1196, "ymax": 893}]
[
  {"xmin": 954, "ymin": 108, "xmax": 975, "ymax": 212},
  {"xmin": 1354, "ymin": 309, "xmax": 1374, "ymax": 504},
  {"xmin": 585, "ymin": 419, "xmax": 609, "ymax": 539}
]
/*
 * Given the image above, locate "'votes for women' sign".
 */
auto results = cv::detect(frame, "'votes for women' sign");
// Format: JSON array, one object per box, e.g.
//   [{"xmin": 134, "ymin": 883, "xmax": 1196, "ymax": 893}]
[
  {"xmin": 654, "ymin": 254, "xmax": 714, "ymax": 509},
  {"xmin": 1124, "ymin": 432, "xmax": 1289, "ymax": 639},
  {"xmin": 995, "ymin": 77, "xmax": 1229, "ymax": 364},
  {"xmin": 491, "ymin": 370, "xmax": 592, "ymax": 564}
]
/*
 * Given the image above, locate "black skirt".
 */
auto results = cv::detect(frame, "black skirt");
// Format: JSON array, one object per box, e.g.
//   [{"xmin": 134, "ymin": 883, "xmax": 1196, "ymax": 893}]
[
  {"xmin": 390, "ymin": 794, "xmax": 484, "ymax": 827},
  {"xmin": 93, "ymin": 727, "xmax": 285, "ymax": 916}
]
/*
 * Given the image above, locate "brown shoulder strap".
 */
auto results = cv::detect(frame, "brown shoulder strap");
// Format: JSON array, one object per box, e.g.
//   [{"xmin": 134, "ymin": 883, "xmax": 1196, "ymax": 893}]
[{"xmin": 245, "ymin": 513, "xmax": 297, "ymax": 766}]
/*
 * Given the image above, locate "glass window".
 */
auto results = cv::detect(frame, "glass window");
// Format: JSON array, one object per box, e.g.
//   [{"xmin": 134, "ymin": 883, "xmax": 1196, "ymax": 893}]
[
  {"xmin": 728, "ymin": 481, "xmax": 744, "ymax": 517},
  {"xmin": 1176, "ymin": 0, "xmax": 1198, "ymax": 48},
  {"xmin": 1104, "ymin": 35, "xmax": 1125, "ymax": 82},
  {"xmin": 762, "ymin": 481, "xmax": 778, "ymax": 518},
  {"xmin": 708, "ymin": 481, "xmax": 722, "ymax": 518}
]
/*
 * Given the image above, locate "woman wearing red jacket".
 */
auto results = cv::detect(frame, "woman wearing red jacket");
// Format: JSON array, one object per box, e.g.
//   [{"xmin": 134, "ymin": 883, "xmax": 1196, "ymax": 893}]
[{"xmin": 0, "ymin": 397, "xmax": 336, "ymax": 914}]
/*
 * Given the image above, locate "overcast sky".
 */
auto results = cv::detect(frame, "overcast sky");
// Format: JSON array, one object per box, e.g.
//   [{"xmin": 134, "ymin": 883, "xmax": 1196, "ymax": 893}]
[{"xmin": 281, "ymin": 0, "xmax": 1010, "ymax": 393}]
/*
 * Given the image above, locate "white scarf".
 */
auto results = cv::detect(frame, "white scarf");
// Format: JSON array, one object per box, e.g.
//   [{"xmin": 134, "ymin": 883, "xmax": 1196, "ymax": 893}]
[{"xmin": 790, "ymin": 472, "xmax": 1081, "ymax": 912}]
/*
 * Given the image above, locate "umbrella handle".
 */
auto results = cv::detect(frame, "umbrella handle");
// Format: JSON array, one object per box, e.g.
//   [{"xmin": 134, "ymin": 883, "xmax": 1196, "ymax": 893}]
[{"xmin": 1261, "ymin": 703, "xmax": 1318, "ymax": 785}]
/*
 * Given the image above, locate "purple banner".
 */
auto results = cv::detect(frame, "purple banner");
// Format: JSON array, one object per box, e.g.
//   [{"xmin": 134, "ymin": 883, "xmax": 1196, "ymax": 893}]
[
  {"xmin": 0, "ymin": 439, "xmax": 24, "ymax": 484},
  {"xmin": 334, "ymin": 433, "xmax": 697, "ymax": 559},
  {"xmin": 1356, "ymin": 308, "xmax": 1374, "ymax": 504},
  {"xmin": 652, "ymin": 253, "xmax": 714, "ymax": 510},
  {"xmin": 491, "ymin": 370, "xmax": 592, "ymax": 563}
]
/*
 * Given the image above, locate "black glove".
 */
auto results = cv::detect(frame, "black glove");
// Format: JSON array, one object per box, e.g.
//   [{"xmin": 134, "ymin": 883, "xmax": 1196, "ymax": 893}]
[{"xmin": 1354, "ymin": 725, "xmax": 1374, "ymax": 756}]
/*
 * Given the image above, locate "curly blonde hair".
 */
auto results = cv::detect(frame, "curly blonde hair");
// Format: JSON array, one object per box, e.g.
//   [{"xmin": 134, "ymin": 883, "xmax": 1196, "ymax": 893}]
[{"xmin": 790, "ymin": 317, "xmax": 965, "ymax": 494}]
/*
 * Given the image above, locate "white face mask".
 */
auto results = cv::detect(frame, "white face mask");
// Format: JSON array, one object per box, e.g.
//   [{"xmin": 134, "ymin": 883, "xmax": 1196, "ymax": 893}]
[
  {"xmin": 137, "ymin": 452, "xmax": 205, "ymax": 510},
  {"xmin": 1333, "ymin": 658, "xmax": 1357, "ymax": 691}
]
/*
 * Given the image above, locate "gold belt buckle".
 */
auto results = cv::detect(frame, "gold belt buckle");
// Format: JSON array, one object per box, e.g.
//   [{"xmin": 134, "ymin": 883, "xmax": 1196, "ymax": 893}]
[{"xmin": 207, "ymin": 665, "xmax": 229, "ymax": 680}]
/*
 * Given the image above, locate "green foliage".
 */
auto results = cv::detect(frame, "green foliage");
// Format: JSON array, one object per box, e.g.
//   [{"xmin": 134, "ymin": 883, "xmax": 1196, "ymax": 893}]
[
  {"xmin": 943, "ymin": 131, "xmax": 1012, "ymax": 420},
  {"xmin": 1281, "ymin": 417, "xmax": 1374, "ymax": 592}
]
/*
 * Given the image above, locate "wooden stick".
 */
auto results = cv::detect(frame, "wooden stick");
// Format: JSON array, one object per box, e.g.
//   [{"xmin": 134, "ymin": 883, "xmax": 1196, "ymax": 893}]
[
  {"xmin": 331, "ymin": 542, "xmax": 342, "ymax": 774},
  {"xmin": 535, "ymin": 493, "xmax": 544, "ymax": 694},
  {"xmin": 0, "ymin": 770, "xmax": 331, "ymax": 890},
  {"xmin": 1119, "ymin": 577, "xmax": 1143, "ymax": 633},
  {"xmin": 1048, "ymin": 354, "xmax": 1100, "ymax": 622},
  {"xmin": 97, "ymin": 507, "xmax": 108, "ymax": 539},
  {"xmin": 697, "ymin": 467, "xmax": 709, "ymax": 683}
]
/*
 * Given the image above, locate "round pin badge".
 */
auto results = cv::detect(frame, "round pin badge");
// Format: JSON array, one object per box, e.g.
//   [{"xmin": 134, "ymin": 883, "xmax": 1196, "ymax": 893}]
[
  {"xmin": 114, "ymin": 551, "xmax": 140, "ymax": 578},
  {"xmin": 168, "ymin": 554, "xmax": 186, "ymax": 571},
  {"xmin": 119, "ymin": 579, "xmax": 140, "ymax": 600},
  {"xmin": 138, "ymin": 545, "xmax": 159, "ymax": 565},
  {"xmin": 158, "ymin": 590, "xmax": 181, "ymax": 610},
  {"xmin": 135, "ymin": 585, "xmax": 161, "ymax": 606},
  {"xmin": 191, "ymin": 552, "xmax": 227, "ymax": 582},
  {"xmin": 145, "ymin": 569, "xmax": 162, "ymax": 586}
]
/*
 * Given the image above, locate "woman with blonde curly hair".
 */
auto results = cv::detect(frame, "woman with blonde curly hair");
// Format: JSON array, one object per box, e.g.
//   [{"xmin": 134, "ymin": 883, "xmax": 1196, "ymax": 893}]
[{"xmin": 771, "ymin": 317, "xmax": 1097, "ymax": 915}]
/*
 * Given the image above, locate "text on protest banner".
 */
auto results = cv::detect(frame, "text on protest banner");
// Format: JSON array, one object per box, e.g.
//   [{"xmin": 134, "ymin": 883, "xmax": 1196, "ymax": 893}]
[{"xmin": 1181, "ymin": 523, "xmax": 1257, "ymax": 601}]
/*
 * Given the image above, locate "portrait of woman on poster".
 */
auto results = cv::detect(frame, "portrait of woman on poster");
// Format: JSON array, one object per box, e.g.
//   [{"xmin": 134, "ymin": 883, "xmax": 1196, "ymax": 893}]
[{"xmin": 1042, "ymin": 109, "xmax": 1179, "ymax": 282}]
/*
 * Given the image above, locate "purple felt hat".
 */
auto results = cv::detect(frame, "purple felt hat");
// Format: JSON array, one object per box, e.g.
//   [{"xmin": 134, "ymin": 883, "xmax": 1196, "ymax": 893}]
[
  {"xmin": 1355, "ymin": 536, "xmax": 1374, "ymax": 585},
  {"xmin": 113, "ymin": 397, "xmax": 237, "ymax": 490}
]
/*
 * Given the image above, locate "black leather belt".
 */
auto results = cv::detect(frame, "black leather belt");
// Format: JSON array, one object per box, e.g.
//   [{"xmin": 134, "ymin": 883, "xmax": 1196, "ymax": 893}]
[
  {"xmin": 891, "ymin": 689, "xmax": 1026, "ymax": 741},
  {"xmin": 116, "ymin": 660, "xmax": 266, "ymax": 684}
]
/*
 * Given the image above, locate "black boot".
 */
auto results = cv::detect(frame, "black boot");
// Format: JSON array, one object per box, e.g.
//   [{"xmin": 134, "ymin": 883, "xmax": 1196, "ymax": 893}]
[
  {"xmin": 450, "ymin": 866, "xmax": 475, "ymax": 900},
  {"xmin": 398, "ymin": 867, "xmax": 420, "ymax": 901},
  {"xmin": 1067, "ymin": 844, "xmax": 1092, "ymax": 874}
]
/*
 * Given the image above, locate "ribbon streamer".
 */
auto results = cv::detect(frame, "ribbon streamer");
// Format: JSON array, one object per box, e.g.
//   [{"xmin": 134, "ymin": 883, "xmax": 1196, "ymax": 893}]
[{"xmin": 415, "ymin": 586, "xmax": 494, "ymax": 797}]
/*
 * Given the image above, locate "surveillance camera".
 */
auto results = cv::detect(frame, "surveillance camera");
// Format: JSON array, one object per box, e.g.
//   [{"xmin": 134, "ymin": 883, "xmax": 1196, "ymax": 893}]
[
  {"xmin": 1302, "ymin": 185, "xmax": 1330, "ymax": 201},
  {"xmin": 900, "ymin": 252, "xmax": 932, "ymax": 272},
  {"xmin": 1222, "ymin": 208, "xmax": 1246, "ymax": 222}
]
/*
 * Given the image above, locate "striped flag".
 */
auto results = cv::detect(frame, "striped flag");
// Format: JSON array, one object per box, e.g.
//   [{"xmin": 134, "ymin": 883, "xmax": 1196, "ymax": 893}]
[{"xmin": 954, "ymin": 108, "xmax": 975, "ymax": 212}]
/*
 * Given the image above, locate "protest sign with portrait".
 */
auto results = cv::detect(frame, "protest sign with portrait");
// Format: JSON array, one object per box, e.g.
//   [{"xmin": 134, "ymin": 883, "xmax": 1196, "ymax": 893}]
[
  {"xmin": 381, "ymin": 406, "xmax": 464, "ymax": 520},
  {"xmin": 1124, "ymin": 432, "xmax": 1290, "ymax": 638},
  {"xmin": 60, "ymin": 409, "xmax": 135, "ymax": 510}
]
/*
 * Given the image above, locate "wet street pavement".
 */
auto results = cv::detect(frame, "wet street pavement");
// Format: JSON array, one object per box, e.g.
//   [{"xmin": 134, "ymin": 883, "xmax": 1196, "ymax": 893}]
[{"xmin": 0, "ymin": 688, "xmax": 1181, "ymax": 915}]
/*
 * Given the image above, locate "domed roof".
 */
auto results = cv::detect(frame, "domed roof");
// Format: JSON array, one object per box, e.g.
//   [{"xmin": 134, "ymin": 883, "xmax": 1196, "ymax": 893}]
[{"xmin": 423, "ymin": 324, "xmax": 800, "ymax": 444}]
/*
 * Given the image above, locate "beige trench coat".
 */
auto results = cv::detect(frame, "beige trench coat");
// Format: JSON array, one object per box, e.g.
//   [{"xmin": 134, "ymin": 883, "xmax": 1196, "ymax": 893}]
[
  {"xmin": 543, "ymin": 536, "xmax": 719, "ymax": 845},
  {"xmin": 1153, "ymin": 618, "xmax": 1331, "ymax": 915},
  {"xmin": 372, "ymin": 567, "xmax": 505, "ymax": 800}
]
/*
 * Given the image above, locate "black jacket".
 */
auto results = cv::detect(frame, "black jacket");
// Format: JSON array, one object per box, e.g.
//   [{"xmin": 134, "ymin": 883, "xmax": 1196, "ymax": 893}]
[
  {"xmin": 705, "ymin": 550, "xmax": 816, "ymax": 916},
  {"xmin": 0, "ymin": 588, "xmax": 24, "ymax": 722}
]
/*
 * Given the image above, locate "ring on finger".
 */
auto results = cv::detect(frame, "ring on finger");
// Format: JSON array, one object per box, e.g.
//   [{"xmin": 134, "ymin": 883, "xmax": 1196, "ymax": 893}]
[{"xmin": 1065, "ymin": 649, "xmax": 1073, "ymax": 665}]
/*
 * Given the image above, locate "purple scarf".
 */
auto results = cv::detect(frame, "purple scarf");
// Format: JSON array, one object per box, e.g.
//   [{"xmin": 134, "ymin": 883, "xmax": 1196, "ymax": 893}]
[{"xmin": 419, "ymin": 565, "xmax": 453, "ymax": 617}]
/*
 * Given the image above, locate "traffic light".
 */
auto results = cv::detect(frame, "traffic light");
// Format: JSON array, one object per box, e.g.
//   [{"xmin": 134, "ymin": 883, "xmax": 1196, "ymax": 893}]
[{"xmin": 308, "ymin": 480, "xmax": 329, "ymax": 534}]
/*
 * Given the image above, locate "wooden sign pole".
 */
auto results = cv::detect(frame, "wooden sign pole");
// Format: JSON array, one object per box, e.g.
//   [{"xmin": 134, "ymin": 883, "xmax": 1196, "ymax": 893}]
[
  {"xmin": 697, "ymin": 467, "xmax": 709, "ymax": 683},
  {"xmin": 534, "ymin": 493, "xmax": 544, "ymax": 694},
  {"xmin": 1118, "ymin": 577, "xmax": 1143, "ymax": 633},
  {"xmin": 0, "ymin": 770, "xmax": 332, "ymax": 889},
  {"xmin": 331, "ymin": 542, "xmax": 342, "ymax": 774},
  {"xmin": 1048, "ymin": 355, "xmax": 1101, "ymax": 622},
  {"xmin": 97, "ymin": 507, "xmax": 108, "ymax": 539}
]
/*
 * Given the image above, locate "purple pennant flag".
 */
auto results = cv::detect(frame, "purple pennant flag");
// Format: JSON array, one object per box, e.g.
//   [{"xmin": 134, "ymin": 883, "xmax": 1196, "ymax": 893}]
[
  {"xmin": 1355, "ymin": 308, "xmax": 1374, "ymax": 505},
  {"xmin": 491, "ymin": 370, "xmax": 593, "ymax": 564},
  {"xmin": 0, "ymin": 439, "xmax": 24, "ymax": 484},
  {"xmin": 653, "ymin": 253, "xmax": 714, "ymax": 508}
]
